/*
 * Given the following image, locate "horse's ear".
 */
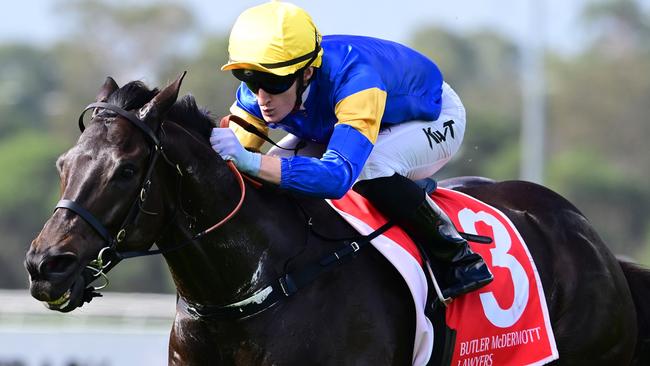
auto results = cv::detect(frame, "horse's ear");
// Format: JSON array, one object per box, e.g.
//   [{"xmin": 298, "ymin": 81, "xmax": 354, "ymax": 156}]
[
  {"xmin": 138, "ymin": 71, "xmax": 187, "ymax": 123},
  {"xmin": 96, "ymin": 77, "xmax": 119, "ymax": 102}
]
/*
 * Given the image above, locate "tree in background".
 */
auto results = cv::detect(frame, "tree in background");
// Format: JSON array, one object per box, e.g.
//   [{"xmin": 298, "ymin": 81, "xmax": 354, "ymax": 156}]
[
  {"xmin": 545, "ymin": 0, "xmax": 650, "ymax": 255},
  {"xmin": 583, "ymin": 0, "xmax": 650, "ymax": 55},
  {"xmin": 409, "ymin": 1, "xmax": 649, "ymax": 257},
  {"xmin": 0, "ymin": 45, "xmax": 59, "ymax": 137},
  {"xmin": 410, "ymin": 28, "xmax": 522, "ymax": 181},
  {"xmin": 162, "ymin": 35, "xmax": 240, "ymax": 119},
  {"xmin": 0, "ymin": 44, "xmax": 64, "ymax": 288},
  {"xmin": 46, "ymin": 0, "xmax": 201, "ymax": 139},
  {"xmin": 0, "ymin": 133, "xmax": 65, "ymax": 288},
  {"xmin": 55, "ymin": 0, "xmax": 198, "ymax": 80},
  {"xmin": 0, "ymin": 0, "xmax": 206, "ymax": 291}
]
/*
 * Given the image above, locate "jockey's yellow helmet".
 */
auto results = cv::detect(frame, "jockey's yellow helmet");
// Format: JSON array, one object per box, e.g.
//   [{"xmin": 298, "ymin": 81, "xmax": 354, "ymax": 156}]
[{"xmin": 221, "ymin": 1, "xmax": 323, "ymax": 76}]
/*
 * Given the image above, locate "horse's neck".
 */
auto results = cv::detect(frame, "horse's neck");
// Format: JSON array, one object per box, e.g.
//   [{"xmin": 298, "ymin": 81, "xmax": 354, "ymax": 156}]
[
  {"xmin": 159, "ymin": 125, "xmax": 305, "ymax": 306},
  {"xmin": 168, "ymin": 183, "xmax": 305, "ymax": 306}
]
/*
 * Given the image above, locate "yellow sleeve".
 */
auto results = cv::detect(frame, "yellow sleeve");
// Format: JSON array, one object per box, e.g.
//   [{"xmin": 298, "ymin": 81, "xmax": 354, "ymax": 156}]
[
  {"xmin": 229, "ymin": 103, "xmax": 269, "ymax": 152},
  {"xmin": 334, "ymin": 88, "xmax": 387, "ymax": 144}
]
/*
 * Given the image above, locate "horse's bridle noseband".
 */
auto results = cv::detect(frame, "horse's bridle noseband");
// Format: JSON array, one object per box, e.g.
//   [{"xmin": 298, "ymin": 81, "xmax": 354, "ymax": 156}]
[{"xmin": 55, "ymin": 101, "xmax": 246, "ymax": 300}]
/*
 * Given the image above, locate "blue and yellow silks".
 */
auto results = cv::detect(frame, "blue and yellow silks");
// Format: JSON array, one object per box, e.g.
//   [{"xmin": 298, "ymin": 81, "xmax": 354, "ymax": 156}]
[{"xmin": 231, "ymin": 35, "xmax": 444, "ymax": 198}]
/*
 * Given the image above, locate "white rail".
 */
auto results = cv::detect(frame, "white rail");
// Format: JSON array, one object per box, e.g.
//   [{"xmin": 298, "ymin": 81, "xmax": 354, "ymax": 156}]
[{"xmin": 0, "ymin": 289, "xmax": 176, "ymax": 329}]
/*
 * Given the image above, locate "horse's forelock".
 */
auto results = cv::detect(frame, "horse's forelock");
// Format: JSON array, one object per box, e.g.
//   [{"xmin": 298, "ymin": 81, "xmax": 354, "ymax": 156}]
[
  {"xmin": 88, "ymin": 81, "xmax": 158, "ymax": 137},
  {"xmin": 93, "ymin": 80, "xmax": 215, "ymax": 141},
  {"xmin": 168, "ymin": 94, "xmax": 216, "ymax": 140},
  {"xmin": 106, "ymin": 81, "xmax": 160, "ymax": 111}
]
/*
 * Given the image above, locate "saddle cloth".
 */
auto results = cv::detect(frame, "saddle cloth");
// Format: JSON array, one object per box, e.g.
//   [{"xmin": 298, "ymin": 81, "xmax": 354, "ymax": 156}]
[{"xmin": 327, "ymin": 188, "xmax": 558, "ymax": 366}]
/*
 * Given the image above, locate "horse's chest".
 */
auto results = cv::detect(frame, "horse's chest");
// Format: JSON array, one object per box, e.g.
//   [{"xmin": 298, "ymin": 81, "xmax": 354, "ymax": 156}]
[{"xmin": 170, "ymin": 317, "xmax": 280, "ymax": 365}]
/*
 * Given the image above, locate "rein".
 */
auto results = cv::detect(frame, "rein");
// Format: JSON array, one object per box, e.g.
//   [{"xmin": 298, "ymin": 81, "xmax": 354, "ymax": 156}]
[{"xmin": 220, "ymin": 114, "xmax": 306, "ymax": 154}]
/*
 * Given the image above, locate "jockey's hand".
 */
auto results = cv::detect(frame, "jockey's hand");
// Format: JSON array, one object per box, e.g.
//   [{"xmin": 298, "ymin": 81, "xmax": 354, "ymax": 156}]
[{"xmin": 210, "ymin": 128, "xmax": 261, "ymax": 175}]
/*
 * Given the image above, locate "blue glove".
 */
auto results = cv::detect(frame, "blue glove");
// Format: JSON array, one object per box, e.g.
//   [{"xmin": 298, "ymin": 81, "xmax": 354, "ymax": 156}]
[{"xmin": 210, "ymin": 128, "xmax": 261, "ymax": 175}]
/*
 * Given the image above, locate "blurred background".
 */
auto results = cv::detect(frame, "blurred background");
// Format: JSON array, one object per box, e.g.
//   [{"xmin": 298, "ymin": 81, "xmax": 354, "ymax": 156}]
[{"xmin": 1, "ymin": 0, "xmax": 649, "ymax": 364}]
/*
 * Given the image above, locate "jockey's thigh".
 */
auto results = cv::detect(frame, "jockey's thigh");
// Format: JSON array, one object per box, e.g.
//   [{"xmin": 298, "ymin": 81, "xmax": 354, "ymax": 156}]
[
  {"xmin": 358, "ymin": 82, "xmax": 466, "ymax": 181},
  {"xmin": 267, "ymin": 134, "xmax": 326, "ymax": 158}
]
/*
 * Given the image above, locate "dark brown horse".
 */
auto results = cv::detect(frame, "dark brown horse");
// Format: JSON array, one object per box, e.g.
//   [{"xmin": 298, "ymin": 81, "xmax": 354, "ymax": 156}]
[{"xmin": 25, "ymin": 74, "xmax": 650, "ymax": 365}]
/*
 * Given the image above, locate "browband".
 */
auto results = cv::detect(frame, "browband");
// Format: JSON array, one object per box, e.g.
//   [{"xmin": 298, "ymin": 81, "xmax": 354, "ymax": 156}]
[{"xmin": 78, "ymin": 102, "xmax": 160, "ymax": 146}]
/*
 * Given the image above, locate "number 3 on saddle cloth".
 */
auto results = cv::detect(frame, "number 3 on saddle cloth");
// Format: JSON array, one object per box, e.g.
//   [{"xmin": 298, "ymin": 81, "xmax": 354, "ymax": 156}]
[{"xmin": 327, "ymin": 188, "xmax": 559, "ymax": 366}]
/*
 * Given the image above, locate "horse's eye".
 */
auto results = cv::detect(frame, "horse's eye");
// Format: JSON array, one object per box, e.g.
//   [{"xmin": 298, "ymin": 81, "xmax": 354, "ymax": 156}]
[{"xmin": 119, "ymin": 165, "xmax": 137, "ymax": 179}]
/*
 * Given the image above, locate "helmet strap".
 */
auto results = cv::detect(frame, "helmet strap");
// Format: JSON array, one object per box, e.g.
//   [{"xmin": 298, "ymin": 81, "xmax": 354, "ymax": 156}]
[
  {"xmin": 293, "ymin": 69, "xmax": 307, "ymax": 111},
  {"xmin": 292, "ymin": 39, "xmax": 320, "ymax": 111}
]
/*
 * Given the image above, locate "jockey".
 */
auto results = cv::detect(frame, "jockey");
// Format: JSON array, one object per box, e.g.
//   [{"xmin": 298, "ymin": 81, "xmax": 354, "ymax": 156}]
[{"xmin": 210, "ymin": 1, "xmax": 493, "ymax": 299}]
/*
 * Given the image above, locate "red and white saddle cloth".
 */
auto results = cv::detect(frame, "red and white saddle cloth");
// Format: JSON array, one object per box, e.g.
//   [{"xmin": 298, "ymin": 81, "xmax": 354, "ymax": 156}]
[{"xmin": 327, "ymin": 188, "xmax": 559, "ymax": 366}]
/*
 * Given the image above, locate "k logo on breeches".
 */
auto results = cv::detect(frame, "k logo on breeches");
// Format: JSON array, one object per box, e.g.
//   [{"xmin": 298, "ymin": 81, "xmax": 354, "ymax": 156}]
[{"xmin": 423, "ymin": 120, "xmax": 455, "ymax": 149}]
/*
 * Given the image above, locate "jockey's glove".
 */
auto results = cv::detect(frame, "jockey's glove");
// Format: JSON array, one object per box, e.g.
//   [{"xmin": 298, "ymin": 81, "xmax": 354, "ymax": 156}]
[{"xmin": 210, "ymin": 128, "xmax": 261, "ymax": 176}]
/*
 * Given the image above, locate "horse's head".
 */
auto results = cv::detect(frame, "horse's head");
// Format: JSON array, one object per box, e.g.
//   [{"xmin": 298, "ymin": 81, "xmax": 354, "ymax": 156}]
[{"xmin": 25, "ymin": 73, "xmax": 188, "ymax": 312}]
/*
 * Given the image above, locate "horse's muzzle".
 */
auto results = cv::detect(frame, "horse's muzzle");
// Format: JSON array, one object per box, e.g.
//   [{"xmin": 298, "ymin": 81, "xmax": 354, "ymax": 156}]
[{"xmin": 25, "ymin": 248, "xmax": 88, "ymax": 312}]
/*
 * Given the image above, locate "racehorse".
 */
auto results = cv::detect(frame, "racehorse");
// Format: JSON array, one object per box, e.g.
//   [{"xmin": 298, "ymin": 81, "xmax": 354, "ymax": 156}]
[{"xmin": 25, "ymin": 73, "xmax": 650, "ymax": 365}]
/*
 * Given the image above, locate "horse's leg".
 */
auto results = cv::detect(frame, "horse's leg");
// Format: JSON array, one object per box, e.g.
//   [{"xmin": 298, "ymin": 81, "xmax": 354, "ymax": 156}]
[
  {"xmin": 536, "ymin": 210, "xmax": 636, "ymax": 365},
  {"xmin": 618, "ymin": 260, "xmax": 650, "ymax": 366}
]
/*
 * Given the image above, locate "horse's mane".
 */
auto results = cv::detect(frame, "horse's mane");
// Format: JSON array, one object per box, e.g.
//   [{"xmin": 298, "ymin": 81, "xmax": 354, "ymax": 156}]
[
  {"xmin": 106, "ymin": 80, "xmax": 216, "ymax": 140},
  {"xmin": 168, "ymin": 94, "xmax": 216, "ymax": 140}
]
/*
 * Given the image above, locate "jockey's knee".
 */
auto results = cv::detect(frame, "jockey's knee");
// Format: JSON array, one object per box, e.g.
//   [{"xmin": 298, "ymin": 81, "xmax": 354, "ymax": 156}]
[{"xmin": 353, "ymin": 174, "xmax": 425, "ymax": 221}]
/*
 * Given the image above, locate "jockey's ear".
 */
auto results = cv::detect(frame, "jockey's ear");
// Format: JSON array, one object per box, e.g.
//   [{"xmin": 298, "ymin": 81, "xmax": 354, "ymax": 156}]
[
  {"xmin": 138, "ymin": 71, "xmax": 187, "ymax": 124},
  {"xmin": 96, "ymin": 77, "xmax": 119, "ymax": 103},
  {"xmin": 303, "ymin": 67, "xmax": 315, "ymax": 84}
]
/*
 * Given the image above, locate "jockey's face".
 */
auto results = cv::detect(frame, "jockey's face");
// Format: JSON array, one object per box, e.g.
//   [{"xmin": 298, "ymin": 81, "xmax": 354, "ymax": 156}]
[
  {"xmin": 255, "ymin": 67, "xmax": 313, "ymax": 124},
  {"xmin": 256, "ymin": 80, "xmax": 297, "ymax": 124}
]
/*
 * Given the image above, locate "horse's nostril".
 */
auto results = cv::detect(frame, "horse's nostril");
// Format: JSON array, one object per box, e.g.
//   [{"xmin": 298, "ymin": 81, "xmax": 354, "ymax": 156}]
[{"xmin": 39, "ymin": 254, "xmax": 79, "ymax": 279}]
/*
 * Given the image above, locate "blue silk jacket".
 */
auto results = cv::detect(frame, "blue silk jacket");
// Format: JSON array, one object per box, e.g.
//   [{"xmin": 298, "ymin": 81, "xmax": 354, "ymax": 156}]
[{"xmin": 230, "ymin": 35, "xmax": 444, "ymax": 198}]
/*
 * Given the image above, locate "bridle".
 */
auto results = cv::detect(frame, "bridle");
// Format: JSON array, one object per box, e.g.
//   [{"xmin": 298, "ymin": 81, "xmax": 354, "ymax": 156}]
[{"xmin": 55, "ymin": 101, "xmax": 246, "ymax": 299}]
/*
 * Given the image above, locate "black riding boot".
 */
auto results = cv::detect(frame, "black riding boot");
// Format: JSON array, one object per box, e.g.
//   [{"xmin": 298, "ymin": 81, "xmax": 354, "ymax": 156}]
[
  {"xmin": 354, "ymin": 174, "xmax": 494, "ymax": 299},
  {"xmin": 407, "ymin": 195, "xmax": 493, "ymax": 299}
]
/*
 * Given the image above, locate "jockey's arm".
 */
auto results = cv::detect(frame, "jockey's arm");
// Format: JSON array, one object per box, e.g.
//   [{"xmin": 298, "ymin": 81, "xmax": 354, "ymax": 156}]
[
  {"xmin": 257, "ymin": 154, "xmax": 281, "ymax": 185},
  {"xmin": 219, "ymin": 89, "xmax": 386, "ymax": 199},
  {"xmin": 275, "ymin": 88, "xmax": 385, "ymax": 198},
  {"xmin": 213, "ymin": 121, "xmax": 378, "ymax": 196}
]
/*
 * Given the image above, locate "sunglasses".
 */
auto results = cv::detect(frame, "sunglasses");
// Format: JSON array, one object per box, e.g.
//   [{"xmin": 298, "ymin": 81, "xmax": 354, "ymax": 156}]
[{"xmin": 232, "ymin": 69, "xmax": 297, "ymax": 95}]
